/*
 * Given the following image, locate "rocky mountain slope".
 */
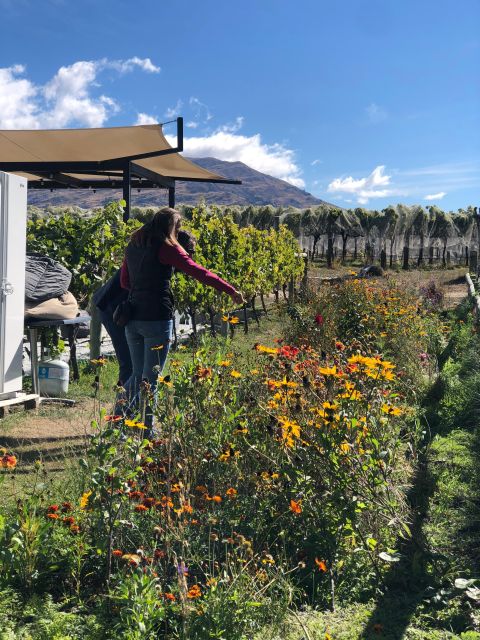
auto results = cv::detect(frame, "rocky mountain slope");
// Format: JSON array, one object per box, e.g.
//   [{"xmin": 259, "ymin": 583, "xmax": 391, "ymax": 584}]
[{"xmin": 27, "ymin": 157, "xmax": 329, "ymax": 208}]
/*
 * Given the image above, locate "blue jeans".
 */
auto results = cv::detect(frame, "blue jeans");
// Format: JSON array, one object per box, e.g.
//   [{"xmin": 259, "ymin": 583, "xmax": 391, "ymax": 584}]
[
  {"xmin": 122, "ymin": 319, "xmax": 173, "ymax": 429},
  {"xmin": 99, "ymin": 308, "xmax": 132, "ymax": 385}
]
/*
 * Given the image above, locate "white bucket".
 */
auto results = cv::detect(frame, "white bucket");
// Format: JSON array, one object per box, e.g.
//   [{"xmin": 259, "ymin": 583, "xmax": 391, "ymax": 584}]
[{"xmin": 38, "ymin": 359, "xmax": 69, "ymax": 396}]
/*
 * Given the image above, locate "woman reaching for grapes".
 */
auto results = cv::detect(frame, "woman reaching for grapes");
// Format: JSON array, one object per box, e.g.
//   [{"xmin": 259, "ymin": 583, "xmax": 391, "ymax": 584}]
[{"xmin": 118, "ymin": 207, "xmax": 244, "ymax": 433}]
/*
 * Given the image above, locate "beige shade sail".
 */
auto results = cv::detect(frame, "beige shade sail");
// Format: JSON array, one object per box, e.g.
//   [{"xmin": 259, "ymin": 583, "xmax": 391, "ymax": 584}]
[
  {"xmin": 0, "ymin": 122, "xmax": 237, "ymax": 185},
  {"xmin": 0, "ymin": 124, "xmax": 172, "ymax": 162}
]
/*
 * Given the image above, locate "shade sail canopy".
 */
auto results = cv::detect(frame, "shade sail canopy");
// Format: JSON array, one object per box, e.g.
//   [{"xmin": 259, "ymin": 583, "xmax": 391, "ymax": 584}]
[
  {"xmin": 0, "ymin": 124, "xmax": 172, "ymax": 163},
  {"xmin": 0, "ymin": 121, "xmax": 239, "ymax": 187}
]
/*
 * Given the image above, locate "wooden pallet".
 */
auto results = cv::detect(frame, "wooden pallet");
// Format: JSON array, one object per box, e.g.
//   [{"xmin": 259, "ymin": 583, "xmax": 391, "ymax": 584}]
[{"xmin": 0, "ymin": 394, "xmax": 40, "ymax": 418}]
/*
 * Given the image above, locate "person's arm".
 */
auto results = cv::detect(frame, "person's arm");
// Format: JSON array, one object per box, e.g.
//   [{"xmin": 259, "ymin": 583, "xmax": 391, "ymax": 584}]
[
  {"xmin": 120, "ymin": 259, "xmax": 131, "ymax": 289},
  {"xmin": 158, "ymin": 243, "xmax": 241, "ymax": 300}
]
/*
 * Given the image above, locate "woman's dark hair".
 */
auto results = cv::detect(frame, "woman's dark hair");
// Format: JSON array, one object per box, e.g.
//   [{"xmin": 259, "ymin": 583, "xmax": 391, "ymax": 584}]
[{"xmin": 132, "ymin": 207, "xmax": 182, "ymax": 247}]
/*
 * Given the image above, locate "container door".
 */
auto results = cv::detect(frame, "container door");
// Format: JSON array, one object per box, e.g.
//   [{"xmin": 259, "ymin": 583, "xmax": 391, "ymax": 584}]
[{"xmin": 0, "ymin": 172, "xmax": 27, "ymax": 398}]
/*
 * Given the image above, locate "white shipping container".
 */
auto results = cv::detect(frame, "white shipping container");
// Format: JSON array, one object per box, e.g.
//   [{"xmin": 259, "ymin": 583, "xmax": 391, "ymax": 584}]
[{"xmin": 0, "ymin": 172, "xmax": 27, "ymax": 400}]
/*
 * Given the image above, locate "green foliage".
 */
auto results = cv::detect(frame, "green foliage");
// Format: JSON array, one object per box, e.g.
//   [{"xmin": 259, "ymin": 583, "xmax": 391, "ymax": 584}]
[
  {"xmin": 171, "ymin": 205, "xmax": 304, "ymax": 321},
  {"xmin": 109, "ymin": 571, "xmax": 166, "ymax": 639}
]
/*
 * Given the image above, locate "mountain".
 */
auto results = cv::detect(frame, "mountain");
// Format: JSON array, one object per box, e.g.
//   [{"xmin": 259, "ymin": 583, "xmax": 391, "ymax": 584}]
[{"xmin": 27, "ymin": 157, "xmax": 330, "ymax": 209}]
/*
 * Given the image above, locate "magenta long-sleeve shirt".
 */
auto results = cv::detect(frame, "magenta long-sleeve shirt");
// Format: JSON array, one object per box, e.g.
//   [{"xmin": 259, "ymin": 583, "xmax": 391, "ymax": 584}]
[{"xmin": 120, "ymin": 242, "xmax": 237, "ymax": 298}]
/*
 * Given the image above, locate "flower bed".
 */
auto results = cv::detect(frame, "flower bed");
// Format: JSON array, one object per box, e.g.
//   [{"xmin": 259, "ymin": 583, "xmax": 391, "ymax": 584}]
[{"xmin": 0, "ymin": 278, "xmax": 445, "ymax": 639}]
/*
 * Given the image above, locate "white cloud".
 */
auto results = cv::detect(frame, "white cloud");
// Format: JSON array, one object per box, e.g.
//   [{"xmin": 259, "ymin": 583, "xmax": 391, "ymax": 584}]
[
  {"xmin": 167, "ymin": 129, "xmax": 305, "ymax": 188},
  {"xmin": 0, "ymin": 64, "xmax": 38, "ymax": 128},
  {"xmin": 366, "ymin": 102, "xmax": 387, "ymax": 123},
  {"xmin": 186, "ymin": 121, "xmax": 199, "ymax": 129},
  {"xmin": 42, "ymin": 61, "xmax": 120, "ymax": 128},
  {"xmin": 424, "ymin": 192, "xmax": 447, "ymax": 201},
  {"xmin": 217, "ymin": 116, "xmax": 244, "ymax": 133},
  {"xmin": 108, "ymin": 57, "xmax": 160, "ymax": 74},
  {"xmin": 311, "ymin": 159, "xmax": 322, "ymax": 166},
  {"xmin": 189, "ymin": 96, "xmax": 213, "ymax": 122},
  {"xmin": 164, "ymin": 99, "xmax": 183, "ymax": 119},
  {"xmin": 135, "ymin": 112, "xmax": 158, "ymax": 125},
  {"xmin": 0, "ymin": 58, "xmax": 160, "ymax": 129},
  {"xmin": 327, "ymin": 165, "xmax": 393, "ymax": 204}
]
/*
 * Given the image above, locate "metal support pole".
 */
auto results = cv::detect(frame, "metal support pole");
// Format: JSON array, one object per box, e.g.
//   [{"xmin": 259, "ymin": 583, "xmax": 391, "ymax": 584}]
[
  {"xmin": 123, "ymin": 162, "xmax": 131, "ymax": 222},
  {"xmin": 29, "ymin": 327, "xmax": 39, "ymax": 395},
  {"xmin": 168, "ymin": 186, "xmax": 175, "ymax": 208}
]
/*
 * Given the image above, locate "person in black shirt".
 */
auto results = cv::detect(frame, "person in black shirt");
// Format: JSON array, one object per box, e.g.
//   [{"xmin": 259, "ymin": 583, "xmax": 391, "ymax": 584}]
[{"xmin": 92, "ymin": 229, "xmax": 197, "ymax": 386}]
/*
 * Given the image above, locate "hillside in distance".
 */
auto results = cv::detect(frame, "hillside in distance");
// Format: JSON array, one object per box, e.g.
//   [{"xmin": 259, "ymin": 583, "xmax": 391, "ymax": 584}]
[{"xmin": 27, "ymin": 157, "xmax": 329, "ymax": 209}]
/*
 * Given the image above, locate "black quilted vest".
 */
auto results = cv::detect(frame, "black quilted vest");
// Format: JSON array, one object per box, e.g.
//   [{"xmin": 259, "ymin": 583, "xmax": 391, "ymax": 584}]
[{"xmin": 125, "ymin": 242, "xmax": 174, "ymax": 321}]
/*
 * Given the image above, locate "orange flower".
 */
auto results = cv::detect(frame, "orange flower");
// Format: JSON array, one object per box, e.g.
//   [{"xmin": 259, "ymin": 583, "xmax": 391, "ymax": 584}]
[
  {"xmin": 195, "ymin": 485, "xmax": 208, "ymax": 494},
  {"xmin": 290, "ymin": 499, "xmax": 302, "ymax": 514},
  {"xmin": 315, "ymin": 558, "xmax": 328, "ymax": 572},
  {"xmin": 195, "ymin": 366, "xmax": 212, "ymax": 379},
  {"xmin": 134, "ymin": 504, "xmax": 148, "ymax": 512},
  {"xmin": 104, "ymin": 415, "xmax": 122, "ymax": 422},
  {"xmin": 0, "ymin": 454, "xmax": 17, "ymax": 469},
  {"xmin": 226, "ymin": 487, "xmax": 237, "ymax": 498},
  {"xmin": 187, "ymin": 584, "xmax": 202, "ymax": 599},
  {"xmin": 47, "ymin": 513, "xmax": 59, "ymax": 520},
  {"xmin": 210, "ymin": 495, "xmax": 222, "ymax": 503},
  {"xmin": 164, "ymin": 592, "xmax": 176, "ymax": 601},
  {"xmin": 112, "ymin": 549, "xmax": 123, "ymax": 557}
]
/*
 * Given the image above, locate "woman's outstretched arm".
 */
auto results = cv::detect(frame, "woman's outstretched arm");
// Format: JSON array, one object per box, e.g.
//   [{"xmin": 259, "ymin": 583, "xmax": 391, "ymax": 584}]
[{"xmin": 158, "ymin": 243, "xmax": 243, "ymax": 303}]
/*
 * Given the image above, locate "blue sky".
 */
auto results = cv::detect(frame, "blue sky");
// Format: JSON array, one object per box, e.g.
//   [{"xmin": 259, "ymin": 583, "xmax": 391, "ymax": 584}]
[{"xmin": 0, "ymin": 0, "xmax": 478, "ymax": 210}]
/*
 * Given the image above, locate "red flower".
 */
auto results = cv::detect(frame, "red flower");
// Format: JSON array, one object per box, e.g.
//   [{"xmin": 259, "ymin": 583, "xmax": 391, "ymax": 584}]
[
  {"xmin": 47, "ymin": 505, "xmax": 59, "ymax": 513},
  {"xmin": 314, "ymin": 314, "xmax": 324, "ymax": 326},
  {"xmin": 279, "ymin": 345, "xmax": 300, "ymax": 359},
  {"xmin": 61, "ymin": 502, "xmax": 73, "ymax": 513}
]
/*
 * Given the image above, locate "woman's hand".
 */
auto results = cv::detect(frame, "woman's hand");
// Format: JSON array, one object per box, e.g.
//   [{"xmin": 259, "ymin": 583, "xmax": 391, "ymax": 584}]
[{"xmin": 231, "ymin": 290, "xmax": 246, "ymax": 306}]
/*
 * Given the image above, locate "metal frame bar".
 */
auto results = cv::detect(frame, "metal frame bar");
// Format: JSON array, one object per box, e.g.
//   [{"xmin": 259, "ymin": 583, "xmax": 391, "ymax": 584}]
[
  {"xmin": 27, "ymin": 176, "xmax": 241, "ymax": 188},
  {"xmin": 0, "ymin": 117, "xmax": 241, "ymax": 219}
]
